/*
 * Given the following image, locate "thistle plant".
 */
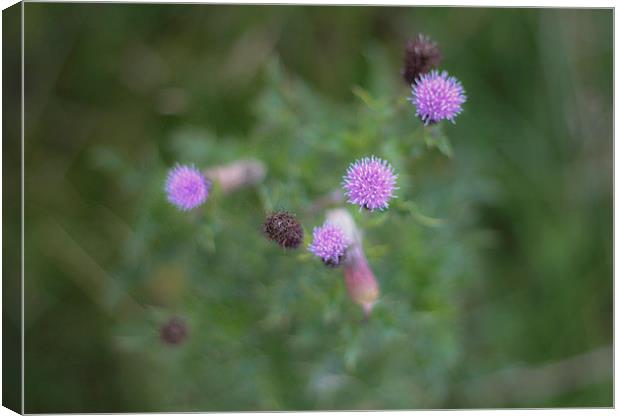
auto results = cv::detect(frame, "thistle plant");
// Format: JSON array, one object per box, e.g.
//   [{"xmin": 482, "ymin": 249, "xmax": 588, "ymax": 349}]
[
  {"xmin": 158, "ymin": 33, "xmax": 468, "ymax": 319},
  {"xmin": 110, "ymin": 35, "xmax": 473, "ymax": 410}
]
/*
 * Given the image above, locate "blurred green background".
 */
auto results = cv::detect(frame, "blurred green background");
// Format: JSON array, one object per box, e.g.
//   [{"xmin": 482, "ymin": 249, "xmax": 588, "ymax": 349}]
[{"xmin": 16, "ymin": 4, "xmax": 612, "ymax": 411}]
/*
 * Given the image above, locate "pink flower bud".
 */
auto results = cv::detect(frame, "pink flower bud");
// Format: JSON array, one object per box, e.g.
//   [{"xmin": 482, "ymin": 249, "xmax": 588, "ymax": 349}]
[
  {"xmin": 326, "ymin": 208, "xmax": 380, "ymax": 317},
  {"xmin": 343, "ymin": 247, "xmax": 379, "ymax": 317},
  {"xmin": 203, "ymin": 159, "xmax": 266, "ymax": 194}
]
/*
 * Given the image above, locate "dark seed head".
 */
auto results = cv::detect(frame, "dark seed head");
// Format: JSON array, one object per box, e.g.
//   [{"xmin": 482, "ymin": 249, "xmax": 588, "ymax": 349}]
[
  {"xmin": 160, "ymin": 317, "xmax": 188, "ymax": 346},
  {"xmin": 402, "ymin": 34, "xmax": 442, "ymax": 86},
  {"xmin": 263, "ymin": 211, "xmax": 304, "ymax": 249}
]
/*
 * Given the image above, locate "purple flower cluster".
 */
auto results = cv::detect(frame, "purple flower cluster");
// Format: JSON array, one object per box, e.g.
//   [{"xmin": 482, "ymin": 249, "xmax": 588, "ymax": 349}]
[
  {"xmin": 159, "ymin": 32, "xmax": 466, "ymax": 317},
  {"xmin": 343, "ymin": 156, "xmax": 398, "ymax": 211},
  {"xmin": 165, "ymin": 164, "xmax": 211, "ymax": 211},
  {"xmin": 409, "ymin": 70, "xmax": 466, "ymax": 125},
  {"xmin": 309, "ymin": 222, "xmax": 349, "ymax": 267}
]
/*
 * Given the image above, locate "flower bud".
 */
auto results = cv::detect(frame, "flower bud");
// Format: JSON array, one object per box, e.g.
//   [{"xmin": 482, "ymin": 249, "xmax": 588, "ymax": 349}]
[
  {"xmin": 326, "ymin": 208, "xmax": 380, "ymax": 316},
  {"xmin": 343, "ymin": 247, "xmax": 379, "ymax": 317},
  {"xmin": 402, "ymin": 34, "xmax": 442, "ymax": 86},
  {"xmin": 160, "ymin": 316, "xmax": 188, "ymax": 346},
  {"xmin": 204, "ymin": 159, "xmax": 266, "ymax": 194}
]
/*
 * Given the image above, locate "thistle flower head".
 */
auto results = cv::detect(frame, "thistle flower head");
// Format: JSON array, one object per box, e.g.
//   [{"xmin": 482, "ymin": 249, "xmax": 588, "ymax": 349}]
[
  {"xmin": 263, "ymin": 211, "xmax": 304, "ymax": 249},
  {"xmin": 342, "ymin": 156, "xmax": 398, "ymax": 211},
  {"xmin": 402, "ymin": 34, "xmax": 442, "ymax": 85},
  {"xmin": 309, "ymin": 222, "xmax": 349, "ymax": 267},
  {"xmin": 409, "ymin": 70, "xmax": 466, "ymax": 125},
  {"xmin": 160, "ymin": 317, "xmax": 188, "ymax": 346},
  {"xmin": 165, "ymin": 164, "xmax": 210, "ymax": 211}
]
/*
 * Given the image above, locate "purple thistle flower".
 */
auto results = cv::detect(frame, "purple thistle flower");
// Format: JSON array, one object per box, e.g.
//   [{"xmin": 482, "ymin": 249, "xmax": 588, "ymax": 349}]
[
  {"xmin": 409, "ymin": 70, "xmax": 467, "ymax": 125},
  {"xmin": 309, "ymin": 222, "xmax": 349, "ymax": 267},
  {"xmin": 342, "ymin": 156, "xmax": 398, "ymax": 211},
  {"xmin": 165, "ymin": 164, "xmax": 210, "ymax": 211}
]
